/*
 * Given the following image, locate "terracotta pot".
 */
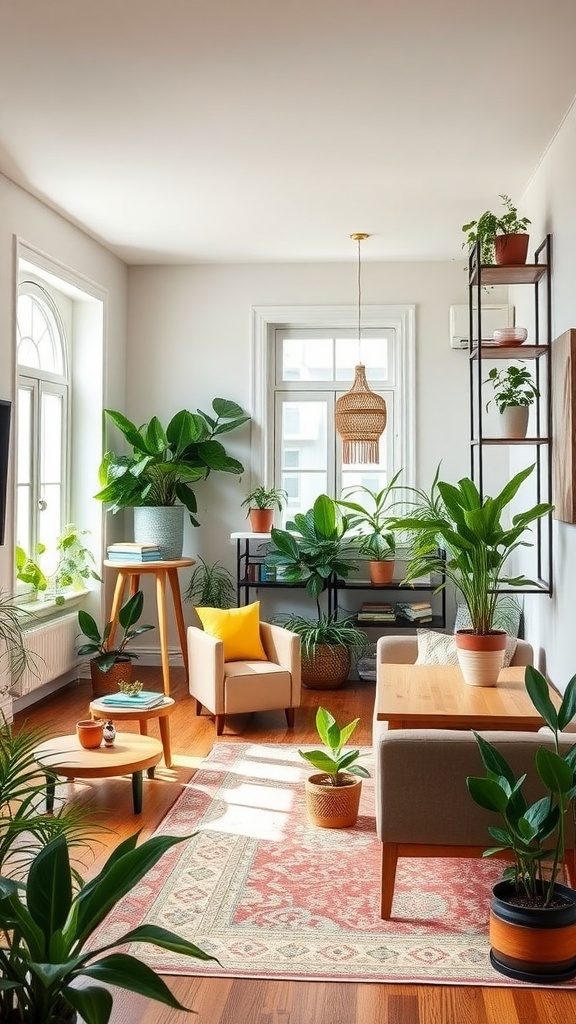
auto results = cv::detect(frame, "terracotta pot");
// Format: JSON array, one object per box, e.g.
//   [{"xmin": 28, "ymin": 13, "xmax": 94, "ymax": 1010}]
[
  {"xmin": 490, "ymin": 880, "xmax": 576, "ymax": 982},
  {"xmin": 494, "ymin": 233, "xmax": 530, "ymax": 266},
  {"xmin": 499, "ymin": 406, "xmax": 529, "ymax": 439},
  {"xmin": 90, "ymin": 657, "xmax": 133, "ymax": 699},
  {"xmin": 301, "ymin": 644, "xmax": 351, "ymax": 689},
  {"xmin": 76, "ymin": 719, "xmax": 103, "ymax": 749},
  {"xmin": 249, "ymin": 508, "xmax": 274, "ymax": 533},
  {"xmin": 305, "ymin": 773, "xmax": 362, "ymax": 828},
  {"xmin": 455, "ymin": 630, "xmax": 507, "ymax": 687},
  {"xmin": 368, "ymin": 559, "xmax": 395, "ymax": 585}
]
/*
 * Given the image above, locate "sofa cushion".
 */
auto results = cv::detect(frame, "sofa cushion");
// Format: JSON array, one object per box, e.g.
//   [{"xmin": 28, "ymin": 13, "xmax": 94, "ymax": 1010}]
[
  {"xmin": 196, "ymin": 601, "xmax": 267, "ymax": 661},
  {"xmin": 415, "ymin": 628, "xmax": 518, "ymax": 667}
]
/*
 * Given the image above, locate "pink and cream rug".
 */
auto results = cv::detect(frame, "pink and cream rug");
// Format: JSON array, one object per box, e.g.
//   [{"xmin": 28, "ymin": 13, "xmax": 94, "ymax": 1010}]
[{"xmin": 94, "ymin": 741, "xmax": 576, "ymax": 986}]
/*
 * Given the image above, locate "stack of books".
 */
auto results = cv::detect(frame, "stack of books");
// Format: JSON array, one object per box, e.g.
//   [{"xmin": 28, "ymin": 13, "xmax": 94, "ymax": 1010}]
[
  {"xmin": 395, "ymin": 601, "xmax": 433, "ymax": 623},
  {"xmin": 98, "ymin": 690, "xmax": 166, "ymax": 710},
  {"xmin": 357, "ymin": 602, "xmax": 396, "ymax": 622},
  {"xmin": 107, "ymin": 542, "xmax": 162, "ymax": 562}
]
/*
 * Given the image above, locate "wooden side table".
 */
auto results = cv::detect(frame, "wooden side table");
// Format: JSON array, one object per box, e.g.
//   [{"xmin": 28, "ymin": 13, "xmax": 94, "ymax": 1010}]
[
  {"xmin": 90, "ymin": 696, "xmax": 176, "ymax": 768},
  {"xmin": 103, "ymin": 557, "xmax": 194, "ymax": 696}
]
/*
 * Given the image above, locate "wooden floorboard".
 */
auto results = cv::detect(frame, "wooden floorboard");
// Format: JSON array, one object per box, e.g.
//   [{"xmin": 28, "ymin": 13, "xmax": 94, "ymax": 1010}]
[{"xmin": 14, "ymin": 667, "xmax": 576, "ymax": 1023}]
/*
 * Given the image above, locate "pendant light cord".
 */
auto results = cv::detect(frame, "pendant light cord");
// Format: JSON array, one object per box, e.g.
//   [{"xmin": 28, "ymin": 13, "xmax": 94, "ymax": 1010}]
[{"xmin": 357, "ymin": 235, "xmax": 362, "ymax": 365}]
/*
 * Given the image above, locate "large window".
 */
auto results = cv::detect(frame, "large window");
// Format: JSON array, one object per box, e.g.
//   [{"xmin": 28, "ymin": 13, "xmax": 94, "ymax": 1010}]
[
  {"xmin": 16, "ymin": 281, "xmax": 70, "ymax": 578},
  {"xmin": 253, "ymin": 306, "xmax": 414, "ymax": 522}
]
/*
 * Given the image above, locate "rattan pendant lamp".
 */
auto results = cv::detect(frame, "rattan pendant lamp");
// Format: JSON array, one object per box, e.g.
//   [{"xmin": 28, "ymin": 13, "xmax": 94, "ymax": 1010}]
[{"xmin": 335, "ymin": 232, "xmax": 387, "ymax": 464}]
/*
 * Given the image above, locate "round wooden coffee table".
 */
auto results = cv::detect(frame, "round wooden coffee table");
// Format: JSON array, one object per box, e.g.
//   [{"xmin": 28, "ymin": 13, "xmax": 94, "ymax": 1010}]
[
  {"xmin": 33, "ymin": 733, "xmax": 163, "ymax": 814},
  {"xmin": 89, "ymin": 696, "xmax": 176, "ymax": 767}
]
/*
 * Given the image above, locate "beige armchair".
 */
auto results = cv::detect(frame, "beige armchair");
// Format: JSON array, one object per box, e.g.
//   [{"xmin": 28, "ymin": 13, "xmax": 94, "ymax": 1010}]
[{"xmin": 188, "ymin": 621, "xmax": 301, "ymax": 735}]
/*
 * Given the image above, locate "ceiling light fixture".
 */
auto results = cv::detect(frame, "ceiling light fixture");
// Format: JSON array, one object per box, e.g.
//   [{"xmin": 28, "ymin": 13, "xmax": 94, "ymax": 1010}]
[{"xmin": 335, "ymin": 232, "xmax": 387, "ymax": 464}]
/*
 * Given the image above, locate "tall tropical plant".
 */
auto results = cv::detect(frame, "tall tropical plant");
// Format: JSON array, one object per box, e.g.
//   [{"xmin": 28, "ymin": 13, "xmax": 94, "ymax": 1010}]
[
  {"xmin": 390, "ymin": 463, "xmax": 553, "ymax": 634},
  {"xmin": 95, "ymin": 400, "xmax": 250, "ymax": 527}
]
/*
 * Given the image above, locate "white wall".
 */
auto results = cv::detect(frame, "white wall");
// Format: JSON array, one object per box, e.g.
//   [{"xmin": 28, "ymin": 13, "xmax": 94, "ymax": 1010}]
[
  {"xmin": 126, "ymin": 259, "xmax": 474, "ymax": 639},
  {"xmin": 514, "ymin": 97, "xmax": 576, "ymax": 691}
]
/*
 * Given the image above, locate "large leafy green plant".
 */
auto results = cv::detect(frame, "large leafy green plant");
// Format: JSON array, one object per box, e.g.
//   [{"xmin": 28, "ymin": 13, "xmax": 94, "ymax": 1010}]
[
  {"xmin": 390, "ymin": 463, "xmax": 552, "ymax": 635},
  {"xmin": 76, "ymin": 590, "xmax": 154, "ymax": 672},
  {"xmin": 467, "ymin": 666, "xmax": 576, "ymax": 906},
  {"xmin": 461, "ymin": 193, "xmax": 531, "ymax": 264},
  {"xmin": 95, "ymin": 400, "xmax": 250, "ymax": 527},
  {"xmin": 298, "ymin": 707, "xmax": 370, "ymax": 787},
  {"xmin": 0, "ymin": 831, "xmax": 215, "ymax": 1023}
]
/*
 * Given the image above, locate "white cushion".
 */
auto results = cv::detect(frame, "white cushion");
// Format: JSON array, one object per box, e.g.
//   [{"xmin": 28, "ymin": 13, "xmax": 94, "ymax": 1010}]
[{"xmin": 415, "ymin": 629, "xmax": 518, "ymax": 667}]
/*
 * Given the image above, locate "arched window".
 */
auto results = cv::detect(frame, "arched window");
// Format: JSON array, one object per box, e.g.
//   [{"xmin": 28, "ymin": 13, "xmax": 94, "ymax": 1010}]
[{"xmin": 16, "ymin": 281, "xmax": 70, "ymax": 578}]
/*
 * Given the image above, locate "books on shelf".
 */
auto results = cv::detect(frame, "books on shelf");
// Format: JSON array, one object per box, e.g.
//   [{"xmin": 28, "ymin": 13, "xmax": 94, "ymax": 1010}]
[
  {"xmin": 99, "ymin": 691, "xmax": 166, "ymax": 710},
  {"xmin": 357, "ymin": 601, "xmax": 396, "ymax": 622},
  {"xmin": 396, "ymin": 601, "xmax": 433, "ymax": 622},
  {"xmin": 107, "ymin": 542, "xmax": 161, "ymax": 562}
]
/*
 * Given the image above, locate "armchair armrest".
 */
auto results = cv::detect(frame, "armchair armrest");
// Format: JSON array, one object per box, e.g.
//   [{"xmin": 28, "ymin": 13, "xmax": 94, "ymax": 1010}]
[
  {"xmin": 187, "ymin": 625, "xmax": 225, "ymax": 713},
  {"xmin": 260, "ymin": 622, "xmax": 301, "ymax": 699}
]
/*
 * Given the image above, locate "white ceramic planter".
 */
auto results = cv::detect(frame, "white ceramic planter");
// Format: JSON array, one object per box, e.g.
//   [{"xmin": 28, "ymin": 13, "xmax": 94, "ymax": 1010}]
[
  {"xmin": 499, "ymin": 405, "xmax": 529, "ymax": 440},
  {"xmin": 133, "ymin": 505, "xmax": 184, "ymax": 560}
]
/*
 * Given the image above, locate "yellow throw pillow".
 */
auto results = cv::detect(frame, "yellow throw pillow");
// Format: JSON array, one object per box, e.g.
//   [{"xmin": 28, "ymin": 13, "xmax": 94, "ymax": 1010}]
[{"xmin": 196, "ymin": 602, "xmax": 267, "ymax": 661}]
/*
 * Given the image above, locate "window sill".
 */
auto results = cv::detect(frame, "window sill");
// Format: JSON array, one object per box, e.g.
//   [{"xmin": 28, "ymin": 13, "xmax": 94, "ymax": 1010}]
[{"xmin": 16, "ymin": 591, "xmax": 86, "ymax": 624}]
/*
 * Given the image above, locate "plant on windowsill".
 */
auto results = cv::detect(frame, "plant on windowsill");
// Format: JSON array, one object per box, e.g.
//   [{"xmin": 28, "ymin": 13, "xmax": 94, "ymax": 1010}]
[
  {"xmin": 265, "ymin": 494, "xmax": 365, "ymax": 689},
  {"xmin": 240, "ymin": 485, "xmax": 288, "ymax": 533},
  {"xmin": 461, "ymin": 193, "xmax": 531, "ymax": 266},
  {"xmin": 337, "ymin": 469, "xmax": 403, "ymax": 584},
  {"xmin": 299, "ymin": 707, "xmax": 370, "ymax": 827},
  {"xmin": 15, "ymin": 525, "xmax": 101, "ymax": 606},
  {"xmin": 94, "ymin": 400, "xmax": 250, "ymax": 556},
  {"xmin": 0, "ymin": 830, "xmax": 216, "ymax": 1024},
  {"xmin": 466, "ymin": 665, "xmax": 576, "ymax": 981},
  {"xmin": 484, "ymin": 363, "xmax": 540, "ymax": 440},
  {"xmin": 76, "ymin": 590, "xmax": 154, "ymax": 698},
  {"xmin": 388, "ymin": 463, "xmax": 553, "ymax": 686}
]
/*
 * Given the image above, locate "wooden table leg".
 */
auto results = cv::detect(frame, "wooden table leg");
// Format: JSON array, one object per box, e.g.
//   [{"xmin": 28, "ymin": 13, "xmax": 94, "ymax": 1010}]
[
  {"xmin": 138, "ymin": 719, "xmax": 149, "ymax": 736},
  {"xmin": 132, "ymin": 770, "xmax": 143, "ymax": 813},
  {"xmin": 158, "ymin": 716, "xmax": 173, "ymax": 768},
  {"xmin": 155, "ymin": 569, "xmax": 171, "ymax": 696},
  {"xmin": 107, "ymin": 571, "xmax": 128, "ymax": 647},
  {"xmin": 168, "ymin": 568, "xmax": 189, "ymax": 681}
]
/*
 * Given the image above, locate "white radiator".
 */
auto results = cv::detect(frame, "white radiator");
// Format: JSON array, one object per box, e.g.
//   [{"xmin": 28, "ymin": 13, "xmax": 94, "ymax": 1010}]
[{"xmin": 19, "ymin": 613, "xmax": 79, "ymax": 695}]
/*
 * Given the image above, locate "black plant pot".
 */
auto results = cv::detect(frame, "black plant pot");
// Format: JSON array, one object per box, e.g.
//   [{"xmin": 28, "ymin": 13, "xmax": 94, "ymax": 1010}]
[{"xmin": 490, "ymin": 879, "xmax": 576, "ymax": 982}]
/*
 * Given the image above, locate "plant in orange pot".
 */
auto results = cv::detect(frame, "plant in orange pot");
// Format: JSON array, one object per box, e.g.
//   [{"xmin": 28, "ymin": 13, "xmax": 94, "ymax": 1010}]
[
  {"xmin": 241, "ymin": 485, "xmax": 288, "ymax": 533},
  {"xmin": 389, "ymin": 464, "xmax": 552, "ymax": 687},
  {"xmin": 461, "ymin": 194, "xmax": 531, "ymax": 266},
  {"xmin": 337, "ymin": 470, "xmax": 403, "ymax": 585}
]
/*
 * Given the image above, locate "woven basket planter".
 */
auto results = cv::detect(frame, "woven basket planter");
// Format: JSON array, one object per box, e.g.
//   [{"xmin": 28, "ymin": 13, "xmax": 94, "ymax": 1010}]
[
  {"xmin": 301, "ymin": 644, "xmax": 351, "ymax": 689},
  {"xmin": 305, "ymin": 773, "xmax": 362, "ymax": 828},
  {"xmin": 90, "ymin": 657, "xmax": 133, "ymax": 699}
]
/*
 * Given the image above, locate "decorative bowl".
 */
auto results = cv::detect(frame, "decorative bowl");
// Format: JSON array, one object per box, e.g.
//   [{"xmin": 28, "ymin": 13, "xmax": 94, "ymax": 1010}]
[
  {"xmin": 492, "ymin": 327, "xmax": 528, "ymax": 346},
  {"xmin": 117, "ymin": 679, "xmax": 143, "ymax": 696}
]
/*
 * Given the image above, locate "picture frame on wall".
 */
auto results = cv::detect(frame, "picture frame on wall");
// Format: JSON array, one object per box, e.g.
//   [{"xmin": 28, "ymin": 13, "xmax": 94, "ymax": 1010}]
[
  {"xmin": 551, "ymin": 328, "xmax": 576, "ymax": 523},
  {"xmin": 0, "ymin": 399, "xmax": 11, "ymax": 546}
]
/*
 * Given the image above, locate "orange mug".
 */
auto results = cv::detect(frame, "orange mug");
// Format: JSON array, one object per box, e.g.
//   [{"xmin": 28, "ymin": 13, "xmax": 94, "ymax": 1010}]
[{"xmin": 76, "ymin": 719, "xmax": 104, "ymax": 749}]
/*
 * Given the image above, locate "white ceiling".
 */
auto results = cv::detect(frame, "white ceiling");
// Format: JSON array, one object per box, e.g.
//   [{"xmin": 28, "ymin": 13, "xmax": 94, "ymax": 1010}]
[{"xmin": 2, "ymin": 0, "xmax": 576, "ymax": 265}]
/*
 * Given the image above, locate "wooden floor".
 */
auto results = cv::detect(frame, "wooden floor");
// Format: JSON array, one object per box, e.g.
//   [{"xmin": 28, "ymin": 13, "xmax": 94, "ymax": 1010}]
[{"xmin": 15, "ymin": 668, "xmax": 576, "ymax": 1024}]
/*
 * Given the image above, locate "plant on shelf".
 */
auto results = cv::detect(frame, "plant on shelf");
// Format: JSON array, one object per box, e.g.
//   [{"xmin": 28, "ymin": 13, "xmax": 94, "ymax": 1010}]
[
  {"xmin": 388, "ymin": 463, "xmax": 553, "ymax": 686},
  {"xmin": 466, "ymin": 665, "xmax": 576, "ymax": 981},
  {"xmin": 241, "ymin": 485, "xmax": 288, "ymax": 533},
  {"xmin": 15, "ymin": 525, "xmax": 101, "ymax": 605},
  {"xmin": 266, "ymin": 494, "xmax": 363, "ymax": 689},
  {"xmin": 94, "ymin": 400, "xmax": 250, "ymax": 527},
  {"xmin": 299, "ymin": 707, "xmax": 370, "ymax": 828},
  {"xmin": 183, "ymin": 557, "xmax": 235, "ymax": 609},
  {"xmin": 461, "ymin": 194, "xmax": 531, "ymax": 265},
  {"xmin": 76, "ymin": 590, "xmax": 154, "ymax": 698},
  {"xmin": 484, "ymin": 363, "xmax": 540, "ymax": 440},
  {"xmin": 337, "ymin": 469, "xmax": 403, "ymax": 584},
  {"xmin": 0, "ymin": 830, "xmax": 216, "ymax": 1024}
]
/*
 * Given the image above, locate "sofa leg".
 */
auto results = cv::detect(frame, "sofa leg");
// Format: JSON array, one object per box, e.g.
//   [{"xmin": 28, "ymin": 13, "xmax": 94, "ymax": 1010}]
[
  {"xmin": 380, "ymin": 842, "xmax": 399, "ymax": 919},
  {"xmin": 215, "ymin": 714, "xmax": 225, "ymax": 735},
  {"xmin": 285, "ymin": 707, "xmax": 295, "ymax": 728},
  {"xmin": 195, "ymin": 699, "xmax": 202, "ymax": 716}
]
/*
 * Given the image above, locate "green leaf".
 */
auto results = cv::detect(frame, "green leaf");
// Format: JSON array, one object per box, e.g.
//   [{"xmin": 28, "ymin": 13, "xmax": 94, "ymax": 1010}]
[
  {"xmin": 118, "ymin": 591, "xmax": 144, "ymax": 631},
  {"xmin": 525, "ymin": 665, "xmax": 558, "ymax": 732},
  {"xmin": 211, "ymin": 398, "xmax": 246, "ymax": 419},
  {"xmin": 82, "ymin": 953, "xmax": 191, "ymax": 1011},
  {"xmin": 536, "ymin": 746, "xmax": 574, "ymax": 794},
  {"xmin": 26, "ymin": 835, "xmax": 72, "ymax": 944},
  {"xmin": 558, "ymin": 674, "xmax": 576, "ymax": 732},
  {"xmin": 472, "ymin": 731, "xmax": 517, "ymax": 787},
  {"xmin": 64, "ymin": 983, "xmax": 113, "ymax": 1024},
  {"xmin": 298, "ymin": 749, "xmax": 338, "ymax": 775},
  {"xmin": 466, "ymin": 776, "xmax": 510, "ymax": 813}
]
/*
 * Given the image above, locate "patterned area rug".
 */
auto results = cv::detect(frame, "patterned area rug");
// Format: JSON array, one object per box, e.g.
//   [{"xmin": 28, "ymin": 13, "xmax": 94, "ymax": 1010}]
[{"xmin": 94, "ymin": 741, "xmax": 576, "ymax": 986}]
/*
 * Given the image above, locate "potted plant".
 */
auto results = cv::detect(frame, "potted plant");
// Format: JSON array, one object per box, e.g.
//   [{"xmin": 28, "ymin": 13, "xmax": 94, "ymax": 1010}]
[
  {"xmin": 462, "ymin": 194, "xmax": 531, "ymax": 266},
  {"xmin": 0, "ymin": 830, "xmax": 216, "ymax": 1023},
  {"xmin": 484, "ymin": 363, "xmax": 540, "ymax": 439},
  {"xmin": 0, "ymin": 591, "xmax": 34, "ymax": 687},
  {"xmin": 389, "ymin": 463, "xmax": 553, "ymax": 686},
  {"xmin": 337, "ymin": 469, "xmax": 403, "ymax": 584},
  {"xmin": 76, "ymin": 590, "xmax": 155, "ymax": 698},
  {"xmin": 16, "ymin": 525, "xmax": 101, "ymax": 605},
  {"xmin": 183, "ymin": 556, "xmax": 235, "ymax": 609},
  {"xmin": 466, "ymin": 665, "xmax": 576, "ymax": 981},
  {"xmin": 240, "ymin": 485, "xmax": 288, "ymax": 533},
  {"xmin": 298, "ymin": 706, "xmax": 370, "ymax": 828},
  {"xmin": 94, "ymin": 399, "xmax": 250, "ymax": 557},
  {"xmin": 266, "ymin": 494, "xmax": 363, "ymax": 688}
]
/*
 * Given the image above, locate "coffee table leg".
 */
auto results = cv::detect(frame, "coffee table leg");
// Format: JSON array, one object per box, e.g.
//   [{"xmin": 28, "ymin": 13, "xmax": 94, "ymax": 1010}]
[
  {"xmin": 158, "ymin": 716, "xmax": 173, "ymax": 768},
  {"xmin": 132, "ymin": 770, "xmax": 143, "ymax": 813},
  {"xmin": 45, "ymin": 775, "xmax": 55, "ymax": 814}
]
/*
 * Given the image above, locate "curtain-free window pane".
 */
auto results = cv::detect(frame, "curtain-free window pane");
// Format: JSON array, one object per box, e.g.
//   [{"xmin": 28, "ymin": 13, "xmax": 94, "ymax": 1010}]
[
  {"xmin": 282, "ymin": 338, "xmax": 333, "ymax": 382},
  {"xmin": 16, "ymin": 486, "xmax": 31, "ymax": 551},
  {"xmin": 41, "ymin": 392, "xmax": 63, "ymax": 482},
  {"xmin": 17, "ymin": 290, "xmax": 64, "ymax": 374},
  {"xmin": 17, "ymin": 387, "xmax": 32, "ymax": 484},
  {"xmin": 335, "ymin": 336, "xmax": 389, "ymax": 381},
  {"xmin": 281, "ymin": 401, "xmax": 327, "ymax": 467},
  {"xmin": 281, "ymin": 471, "xmax": 327, "ymax": 521}
]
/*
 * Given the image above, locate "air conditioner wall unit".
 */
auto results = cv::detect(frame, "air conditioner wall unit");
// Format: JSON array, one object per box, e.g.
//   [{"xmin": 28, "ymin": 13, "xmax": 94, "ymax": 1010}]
[{"xmin": 449, "ymin": 304, "xmax": 515, "ymax": 349}]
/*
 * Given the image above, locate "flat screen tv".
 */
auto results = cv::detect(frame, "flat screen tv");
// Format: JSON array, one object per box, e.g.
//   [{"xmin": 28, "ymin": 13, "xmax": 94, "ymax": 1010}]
[{"xmin": 0, "ymin": 400, "xmax": 11, "ymax": 546}]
